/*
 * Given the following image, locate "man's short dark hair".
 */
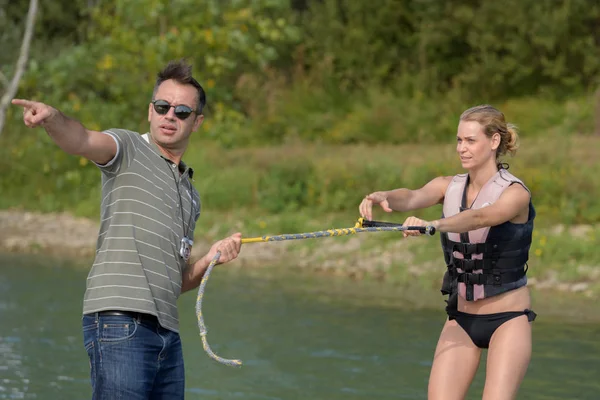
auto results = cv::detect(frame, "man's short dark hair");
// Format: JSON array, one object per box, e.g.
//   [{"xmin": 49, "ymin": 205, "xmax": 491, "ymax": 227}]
[{"xmin": 153, "ymin": 59, "xmax": 206, "ymax": 114}]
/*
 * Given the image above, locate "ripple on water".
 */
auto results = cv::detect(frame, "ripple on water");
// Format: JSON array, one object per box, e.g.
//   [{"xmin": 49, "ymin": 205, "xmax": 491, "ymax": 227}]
[{"xmin": 186, "ymin": 387, "xmax": 283, "ymax": 399}]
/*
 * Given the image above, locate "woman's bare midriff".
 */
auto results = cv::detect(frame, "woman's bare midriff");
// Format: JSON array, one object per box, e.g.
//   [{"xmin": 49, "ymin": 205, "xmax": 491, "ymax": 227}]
[{"xmin": 457, "ymin": 285, "xmax": 531, "ymax": 314}]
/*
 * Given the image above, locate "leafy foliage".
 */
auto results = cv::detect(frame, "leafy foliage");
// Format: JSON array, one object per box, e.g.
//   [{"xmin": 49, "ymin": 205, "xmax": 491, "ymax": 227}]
[{"xmin": 1, "ymin": 0, "xmax": 599, "ymax": 226}]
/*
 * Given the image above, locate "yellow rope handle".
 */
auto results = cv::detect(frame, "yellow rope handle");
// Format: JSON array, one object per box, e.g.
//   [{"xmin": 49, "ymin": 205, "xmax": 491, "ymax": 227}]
[{"xmin": 239, "ymin": 218, "xmax": 435, "ymax": 244}]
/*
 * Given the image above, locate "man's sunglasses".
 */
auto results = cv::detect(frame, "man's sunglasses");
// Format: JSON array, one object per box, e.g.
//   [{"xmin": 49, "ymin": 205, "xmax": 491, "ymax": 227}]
[{"xmin": 152, "ymin": 100, "xmax": 195, "ymax": 120}]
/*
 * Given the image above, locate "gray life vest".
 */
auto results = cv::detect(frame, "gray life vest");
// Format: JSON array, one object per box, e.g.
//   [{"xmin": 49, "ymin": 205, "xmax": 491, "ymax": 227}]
[{"xmin": 440, "ymin": 168, "xmax": 535, "ymax": 302}]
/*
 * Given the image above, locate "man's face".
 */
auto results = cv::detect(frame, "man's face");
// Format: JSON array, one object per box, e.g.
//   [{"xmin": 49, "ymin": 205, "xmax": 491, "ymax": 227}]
[{"xmin": 148, "ymin": 79, "xmax": 204, "ymax": 152}]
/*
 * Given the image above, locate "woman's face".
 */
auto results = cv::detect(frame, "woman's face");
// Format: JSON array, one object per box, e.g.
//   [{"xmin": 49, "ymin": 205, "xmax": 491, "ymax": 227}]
[{"xmin": 456, "ymin": 120, "xmax": 499, "ymax": 170}]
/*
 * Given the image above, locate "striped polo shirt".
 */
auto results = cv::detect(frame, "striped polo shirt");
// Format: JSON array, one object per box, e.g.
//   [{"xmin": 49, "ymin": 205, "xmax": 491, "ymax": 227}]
[{"xmin": 83, "ymin": 129, "xmax": 201, "ymax": 332}]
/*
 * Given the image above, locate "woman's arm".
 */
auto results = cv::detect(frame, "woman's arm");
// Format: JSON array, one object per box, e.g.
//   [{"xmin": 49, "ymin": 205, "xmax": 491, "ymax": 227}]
[
  {"xmin": 402, "ymin": 183, "xmax": 531, "ymax": 235},
  {"xmin": 360, "ymin": 176, "xmax": 452, "ymax": 221}
]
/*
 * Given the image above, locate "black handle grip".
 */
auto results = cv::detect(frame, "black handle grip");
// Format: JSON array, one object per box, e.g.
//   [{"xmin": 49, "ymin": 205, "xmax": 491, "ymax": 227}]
[
  {"xmin": 404, "ymin": 225, "xmax": 436, "ymax": 236},
  {"xmin": 361, "ymin": 219, "xmax": 403, "ymax": 228},
  {"xmin": 361, "ymin": 219, "xmax": 436, "ymax": 236}
]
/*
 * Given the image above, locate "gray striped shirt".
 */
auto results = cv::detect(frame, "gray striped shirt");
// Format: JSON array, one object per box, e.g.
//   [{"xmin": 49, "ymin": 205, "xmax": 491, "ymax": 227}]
[{"xmin": 83, "ymin": 129, "xmax": 201, "ymax": 332}]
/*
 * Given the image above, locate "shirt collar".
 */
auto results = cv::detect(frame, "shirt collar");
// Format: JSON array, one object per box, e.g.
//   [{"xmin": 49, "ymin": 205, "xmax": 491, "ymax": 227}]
[{"xmin": 142, "ymin": 133, "xmax": 194, "ymax": 178}]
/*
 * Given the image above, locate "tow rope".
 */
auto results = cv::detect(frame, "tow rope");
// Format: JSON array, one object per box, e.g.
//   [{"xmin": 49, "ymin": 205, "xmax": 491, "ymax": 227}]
[{"xmin": 195, "ymin": 217, "xmax": 436, "ymax": 367}]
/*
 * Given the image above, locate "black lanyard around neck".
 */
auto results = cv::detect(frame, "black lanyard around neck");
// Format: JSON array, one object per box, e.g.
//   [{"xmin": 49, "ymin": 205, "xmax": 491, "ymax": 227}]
[{"xmin": 167, "ymin": 161, "xmax": 194, "ymax": 239}]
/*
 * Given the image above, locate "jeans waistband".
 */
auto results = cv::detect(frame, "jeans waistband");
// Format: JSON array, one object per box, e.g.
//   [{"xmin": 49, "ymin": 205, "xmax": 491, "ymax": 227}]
[{"xmin": 95, "ymin": 310, "xmax": 158, "ymax": 324}]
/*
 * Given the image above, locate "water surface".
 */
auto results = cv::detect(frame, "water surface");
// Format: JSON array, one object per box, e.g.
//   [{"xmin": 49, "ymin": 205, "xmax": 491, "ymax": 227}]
[{"xmin": 1, "ymin": 253, "xmax": 599, "ymax": 399}]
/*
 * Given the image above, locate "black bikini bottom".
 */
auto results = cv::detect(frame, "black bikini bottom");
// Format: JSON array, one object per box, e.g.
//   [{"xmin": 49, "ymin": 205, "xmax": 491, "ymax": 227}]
[{"xmin": 448, "ymin": 309, "xmax": 537, "ymax": 349}]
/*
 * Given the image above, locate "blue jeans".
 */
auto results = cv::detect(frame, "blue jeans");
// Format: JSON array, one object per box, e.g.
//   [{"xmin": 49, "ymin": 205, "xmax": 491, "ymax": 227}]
[{"xmin": 82, "ymin": 312, "xmax": 185, "ymax": 400}]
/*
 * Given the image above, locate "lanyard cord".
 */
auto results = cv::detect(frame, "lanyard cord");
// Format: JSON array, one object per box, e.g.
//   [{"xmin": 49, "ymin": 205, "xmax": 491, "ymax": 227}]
[{"xmin": 168, "ymin": 161, "xmax": 194, "ymax": 239}]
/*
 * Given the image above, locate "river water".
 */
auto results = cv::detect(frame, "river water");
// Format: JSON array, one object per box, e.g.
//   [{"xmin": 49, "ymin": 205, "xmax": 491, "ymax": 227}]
[{"xmin": 1, "ymin": 253, "xmax": 599, "ymax": 399}]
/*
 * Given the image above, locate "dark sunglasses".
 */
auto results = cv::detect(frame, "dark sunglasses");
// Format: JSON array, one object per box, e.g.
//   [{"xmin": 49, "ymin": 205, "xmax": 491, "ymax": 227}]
[{"xmin": 152, "ymin": 100, "xmax": 195, "ymax": 120}]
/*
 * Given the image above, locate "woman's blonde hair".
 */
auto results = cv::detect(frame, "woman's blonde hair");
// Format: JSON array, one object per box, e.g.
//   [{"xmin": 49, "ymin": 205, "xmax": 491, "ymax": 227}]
[{"xmin": 460, "ymin": 104, "xmax": 519, "ymax": 159}]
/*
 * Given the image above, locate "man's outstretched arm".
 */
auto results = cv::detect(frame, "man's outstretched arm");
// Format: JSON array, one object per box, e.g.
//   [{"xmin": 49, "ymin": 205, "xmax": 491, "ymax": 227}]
[{"xmin": 12, "ymin": 98, "xmax": 116, "ymax": 165}]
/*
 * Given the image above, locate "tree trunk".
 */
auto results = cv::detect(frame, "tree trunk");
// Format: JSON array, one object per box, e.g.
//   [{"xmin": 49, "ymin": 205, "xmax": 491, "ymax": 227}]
[
  {"xmin": 595, "ymin": 85, "xmax": 600, "ymax": 136},
  {"xmin": 0, "ymin": 0, "xmax": 39, "ymax": 136}
]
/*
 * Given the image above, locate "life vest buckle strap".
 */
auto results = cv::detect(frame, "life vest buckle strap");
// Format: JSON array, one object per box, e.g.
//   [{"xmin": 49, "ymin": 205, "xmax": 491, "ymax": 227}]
[
  {"xmin": 459, "ymin": 272, "xmax": 485, "ymax": 285},
  {"xmin": 452, "ymin": 256, "xmax": 530, "ymax": 272},
  {"xmin": 444, "ymin": 237, "xmax": 533, "ymax": 257},
  {"xmin": 448, "ymin": 241, "xmax": 488, "ymax": 255},
  {"xmin": 457, "ymin": 267, "xmax": 526, "ymax": 286},
  {"xmin": 453, "ymin": 258, "xmax": 486, "ymax": 272}
]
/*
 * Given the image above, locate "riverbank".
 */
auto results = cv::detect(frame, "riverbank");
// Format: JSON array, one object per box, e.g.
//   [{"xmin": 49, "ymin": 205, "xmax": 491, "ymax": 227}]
[
  {"xmin": 0, "ymin": 209, "xmax": 324, "ymax": 269},
  {"xmin": 2, "ymin": 209, "xmax": 600, "ymax": 321}
]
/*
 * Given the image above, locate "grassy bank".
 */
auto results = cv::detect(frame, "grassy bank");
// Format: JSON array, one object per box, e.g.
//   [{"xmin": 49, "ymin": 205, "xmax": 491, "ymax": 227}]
[
  {"xmin": 1, "ymin": 131, "xmax": 599, "ymax": 299},
  {"xmin": 2, "ymin": 129, "xmax": 599, "ymax": 225}
]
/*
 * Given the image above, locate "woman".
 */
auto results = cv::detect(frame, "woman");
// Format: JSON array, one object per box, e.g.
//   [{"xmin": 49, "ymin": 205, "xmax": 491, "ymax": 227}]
[{"xmin": 359, "ymin": 104, "xmax": 536, "ymax": 400}]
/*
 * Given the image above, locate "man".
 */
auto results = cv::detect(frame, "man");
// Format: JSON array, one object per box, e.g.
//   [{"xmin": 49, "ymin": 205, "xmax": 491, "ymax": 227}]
[{"xmin": 12, "ymin": 60, "xmax": 242, "ymax": 399}]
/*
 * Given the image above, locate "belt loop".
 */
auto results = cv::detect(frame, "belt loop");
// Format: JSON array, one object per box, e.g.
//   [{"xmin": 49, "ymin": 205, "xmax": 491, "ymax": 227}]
[{"xmin": 94, "ymin": 312, "xmax": 99, "ymax": 323}]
